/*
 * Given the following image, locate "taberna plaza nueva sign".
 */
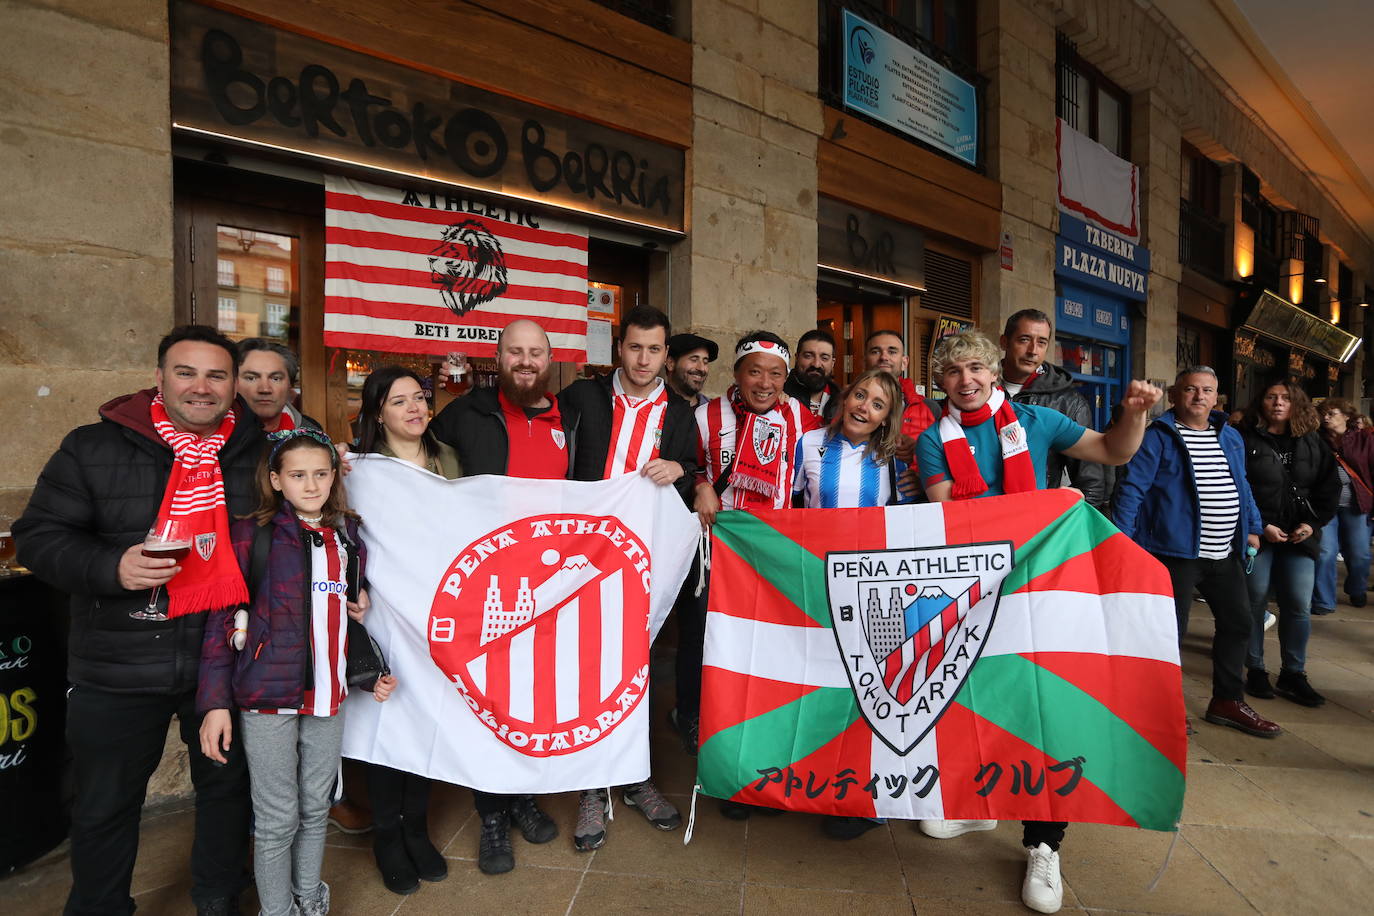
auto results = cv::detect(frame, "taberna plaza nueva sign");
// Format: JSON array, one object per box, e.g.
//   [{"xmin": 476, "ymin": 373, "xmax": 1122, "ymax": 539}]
[
  {"xmin": 1055, "ymin": 213, "xmax": 1150, "ymax": 300},
  {"xmin": 170, "ymin": 1, "xmax": 685, "ymax": 233},
  {"xmin": 841, "ymin": 10, "xmax": 978, "ymax": 167}
]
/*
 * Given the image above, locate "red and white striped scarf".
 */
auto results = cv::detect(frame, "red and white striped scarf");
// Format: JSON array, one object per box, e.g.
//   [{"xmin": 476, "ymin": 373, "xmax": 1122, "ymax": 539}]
[
  {"xmin": 604, "ymin": 371, "xmax": 668, "ymax": 478},
  {"xmin": 936, "ymin": 388, "xmax": 1036, "ymax": 499},
  {"xmin": 695, "ymin": 388, "xmax": 811, "ymax": 510},
  {"xmin": 150, "ymin": 394, "xmax": 249, "ymax": 617}
]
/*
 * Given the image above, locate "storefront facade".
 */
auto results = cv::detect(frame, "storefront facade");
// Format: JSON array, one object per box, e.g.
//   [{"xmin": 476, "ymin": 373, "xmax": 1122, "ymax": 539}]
[{"xmin": 1053, "ymin": 213, "xmax": 1149, "ymax": 429}]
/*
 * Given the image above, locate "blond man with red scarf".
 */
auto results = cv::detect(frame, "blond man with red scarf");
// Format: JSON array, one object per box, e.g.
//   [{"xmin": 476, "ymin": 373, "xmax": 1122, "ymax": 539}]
[
  {"xmin": 911, "ymin": 329, "xmax": 1160, "ymax": 914},
  {"xmin": 16, "ymin": 325, "xmax": 261, "ymax": 915}
]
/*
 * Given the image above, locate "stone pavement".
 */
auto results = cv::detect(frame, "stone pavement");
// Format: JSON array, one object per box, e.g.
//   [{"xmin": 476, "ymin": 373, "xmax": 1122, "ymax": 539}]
[{"xmin": 6, "ymin": 596, "xmax": 1373, "ymax": 915}]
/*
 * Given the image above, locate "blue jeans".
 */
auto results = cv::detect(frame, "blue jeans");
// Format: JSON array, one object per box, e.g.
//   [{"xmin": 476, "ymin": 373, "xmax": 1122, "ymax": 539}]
[
  {"xmin": 1313, "ymin": 507, "xmax": 1372, "ymax": 610},
  {"xmin": 1245, "ymin": 543, "xmax": 1314, "ymax": 673}
]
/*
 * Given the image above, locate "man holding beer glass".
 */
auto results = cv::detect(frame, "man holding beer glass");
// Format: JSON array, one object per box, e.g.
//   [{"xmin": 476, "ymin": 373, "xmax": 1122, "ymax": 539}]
[{"xmin": 15, "ymin": 325, "xmax": 261, "ymax": 915}]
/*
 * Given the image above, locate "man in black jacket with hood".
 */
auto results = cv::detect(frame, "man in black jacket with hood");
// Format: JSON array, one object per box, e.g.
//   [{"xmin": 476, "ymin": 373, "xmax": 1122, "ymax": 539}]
[
  {"xmin": 15, "ymin": 326, "xmax": 257, "ymax": 916},
  {"xmin": 999, "ymin": 309, "xmax": 1106, "ymax": 508}
]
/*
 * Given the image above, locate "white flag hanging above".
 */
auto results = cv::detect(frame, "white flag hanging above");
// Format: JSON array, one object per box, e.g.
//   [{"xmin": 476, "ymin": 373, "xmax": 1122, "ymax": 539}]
[
  {"xmin": 323, "ymin": 175, "xmax": 589, "ymax": 360},
  {"xmin": 1056, "ymin": 118, "xmax": 1140, "ymax": 243},
  {"xmin": 340, "ymin": 457, "xmax": 696, "ymax": 793}
]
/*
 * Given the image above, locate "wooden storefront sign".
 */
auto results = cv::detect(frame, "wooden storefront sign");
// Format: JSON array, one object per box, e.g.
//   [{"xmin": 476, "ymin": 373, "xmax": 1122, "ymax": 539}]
[
  {"xmin": 817, "ymin": 196, "xmax": 925, "ymax": 293},
  {"xmin": 170, "ymin": 1, "xmax": 685, "ymax": 233}
]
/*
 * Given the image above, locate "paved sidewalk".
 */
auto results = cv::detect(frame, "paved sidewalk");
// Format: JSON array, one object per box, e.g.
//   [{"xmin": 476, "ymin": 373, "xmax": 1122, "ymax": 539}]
[{"xmin": 6, "ymin": 596, "xmax": 1373, "ymax": 914}]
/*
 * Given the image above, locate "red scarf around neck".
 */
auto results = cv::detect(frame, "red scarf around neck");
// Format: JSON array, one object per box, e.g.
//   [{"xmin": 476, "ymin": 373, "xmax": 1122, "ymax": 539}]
[
  {"xmin": 728, "ymin": 386, "xmax": 792, "ymax": 508},
  {"xmin": 150, "ymin": 394, "xmax": 249, "ymax": 617},
  {"xmin": 937, "ymin": 388, "xmax": 1036, "ymax": 499}
]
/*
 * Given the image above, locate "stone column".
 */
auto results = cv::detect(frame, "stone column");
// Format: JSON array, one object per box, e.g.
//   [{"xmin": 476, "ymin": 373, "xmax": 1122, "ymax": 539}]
[
  {"xmin": 1132, "ymin": 90, "xmax": 1183, "ymax": 386},
  {"xmin": 0, "ymin": 0, "xmax": 174, "ymax": 528},
  {"xmin": 681, "ymin": 0, "xmax": 823, "ymax": 391},
  {"xmin": 977, "ymin": 0, "xmax": 1058, "ymax": 338}
]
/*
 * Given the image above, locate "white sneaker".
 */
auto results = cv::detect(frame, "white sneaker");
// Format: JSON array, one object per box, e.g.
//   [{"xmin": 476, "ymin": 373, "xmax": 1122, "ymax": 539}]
[
  {"xmin": 1022, "ymin": 843, "xmax": 1063, "ymax": 914},
  {"xmin": 917, "ymin": 818, "xmax": 998, "ymax": 839},
  {"xmin": 1263, "ymin": 610, "xmax": 1277, "ymax": 631}
]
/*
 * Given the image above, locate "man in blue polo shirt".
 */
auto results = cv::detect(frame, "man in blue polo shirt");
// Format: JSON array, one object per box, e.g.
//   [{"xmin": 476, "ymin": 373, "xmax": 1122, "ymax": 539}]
[{"xmin": 914, "ymin": 329, "xmax": 1161, "ymax": 915}]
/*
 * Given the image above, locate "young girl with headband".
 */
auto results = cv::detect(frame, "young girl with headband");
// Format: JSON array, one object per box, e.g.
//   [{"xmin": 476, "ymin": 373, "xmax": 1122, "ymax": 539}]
[{"xmin": 198, "ymin": 428, "xmax": 397, "ymax": 916}]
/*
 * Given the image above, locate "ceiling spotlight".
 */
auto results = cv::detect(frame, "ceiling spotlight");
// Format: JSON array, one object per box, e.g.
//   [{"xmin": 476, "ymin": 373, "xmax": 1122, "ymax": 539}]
[{"xmin": 1315, "ymin": 276, "xmax": 1327, "ymax": 284}]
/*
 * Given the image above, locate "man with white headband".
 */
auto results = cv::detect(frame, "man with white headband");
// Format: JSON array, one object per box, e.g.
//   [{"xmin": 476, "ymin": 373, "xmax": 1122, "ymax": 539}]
[
  {"xmin": 693, "ymin": 331, "xmax": 821, "ymax": 821},
  {"xmin": 693, "ymin": 331, "xmax": 822, "ymax": 528}
]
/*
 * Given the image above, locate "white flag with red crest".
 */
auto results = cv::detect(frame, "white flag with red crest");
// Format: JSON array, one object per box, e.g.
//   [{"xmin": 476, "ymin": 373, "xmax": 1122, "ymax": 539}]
[{"xmin": 340, "ymin": 456, "xmax": 696, "ymax": 792}]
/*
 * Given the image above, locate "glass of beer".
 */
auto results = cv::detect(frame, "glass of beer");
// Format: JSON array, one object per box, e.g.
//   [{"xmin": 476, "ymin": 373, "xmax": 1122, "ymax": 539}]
[{"xmin": 130, "ymin": 518, "xmax": 193, "ymax": 621}]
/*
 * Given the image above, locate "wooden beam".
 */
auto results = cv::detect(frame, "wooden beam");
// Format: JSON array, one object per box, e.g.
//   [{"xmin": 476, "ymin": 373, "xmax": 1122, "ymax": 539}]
[
  {"xmin": 820, "ymin": 106, "xmax": 1002, "ymax": 217},
  {"xmin": 818, "ymin": 138, "xmax": 1002, "ymax": 251},
  {"xmin": 466, "ymin": 0, "xmax": 690, "ymax": 86},
  {"xmin": 207, "ymin": 0, "xmax": 692, "ymax": 148}
]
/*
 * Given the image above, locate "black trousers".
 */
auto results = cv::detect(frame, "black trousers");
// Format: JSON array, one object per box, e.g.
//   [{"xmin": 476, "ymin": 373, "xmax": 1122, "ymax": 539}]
[
  {"xmin": 63, "ymin": 686, "xmax": 250, "ymax": 915},
  {"xmin": 673, "ymin": 553, "xmax": 707, "ymax": 722},
  {"xmin": 364, "ymin": 763, "xmax": 432, "ymax": 830},
  {"xmin": 1023, "ymin": 820, "xmax": 1068, "ymax": 851},
  {"xmin": 1155, "ymin": 553, "xmax": 1250, "ymax": 701}
]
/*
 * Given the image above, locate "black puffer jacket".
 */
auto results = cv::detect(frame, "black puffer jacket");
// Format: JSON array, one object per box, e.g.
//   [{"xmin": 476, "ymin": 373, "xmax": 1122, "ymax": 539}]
[
  {"xmin": 1239, "ymin": 424, "xmax": 1339, "ymax": 558},
  {"xmin": 14, "ymin": 389, "xmax": 262, "ymax": 693},
  {"xmin": 1008, "ymin": 362, "xmax": 1106, "ymax": 509},
  {"xmin": 557, "ymin": 373, "xmax": 699, "ymax": 504},
  {"xmin": 430, "ymin": 386, "xmax": 578, "ymax": 477}
]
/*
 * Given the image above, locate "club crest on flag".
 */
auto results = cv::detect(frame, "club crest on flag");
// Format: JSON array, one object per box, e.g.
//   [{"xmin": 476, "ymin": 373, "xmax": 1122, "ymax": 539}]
[
  {"xmin": 825, "ymin": 541, "xmax": 1013, "ymax": 755},
  {"xmin": 752, "ymin": 419, "xmax": 782, "ymax": 464},
  {"xmin": 427, "ymin": 514, "xmax": 653, "ymax": 758},
  {"xmin": 195, "ymin": 532, "xmax": 216, "ymax": 561},
  {"xmin": 428, "ymin": 220, "xmax": 510, "ymax": 317}
]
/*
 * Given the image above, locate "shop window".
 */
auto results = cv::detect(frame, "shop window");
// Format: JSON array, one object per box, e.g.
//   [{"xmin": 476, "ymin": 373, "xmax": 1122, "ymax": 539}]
[
  {"xmin": 1056, "ymin": 34, "xmax": 1130, "ymax": 159},
  {"xmin": 217, "ymin": 258, "xmax": 236, "ymax": 287}
]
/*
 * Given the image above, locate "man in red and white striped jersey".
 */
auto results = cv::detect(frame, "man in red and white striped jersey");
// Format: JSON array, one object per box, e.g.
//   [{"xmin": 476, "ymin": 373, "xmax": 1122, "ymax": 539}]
[
  {"xmin": 559, "ymin": 305, "xmax": 698, "ymax": 851},
  {"xmin": 693, "ymin": 331, "xmax": 822, "ymax": 525}
]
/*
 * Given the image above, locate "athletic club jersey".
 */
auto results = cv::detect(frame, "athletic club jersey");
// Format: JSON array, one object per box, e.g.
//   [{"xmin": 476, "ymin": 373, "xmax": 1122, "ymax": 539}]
[
  {"xmin": 915, "ymin": 401, "xmax": 1084, "ymax": 496},
  {"xmin": 695, "ymin": 394, "xmax": 817, "ymax": 510},
  {"xmin": 263, "ymin": 526, "xmax": 350, "ymax": 717},
  {"xmin": 792, "ymin": 428, "xmax": 906, "ymax": 508},
  {"xmin": 604, "ymin": 371, "xmax": 668, "ymax": 477}
]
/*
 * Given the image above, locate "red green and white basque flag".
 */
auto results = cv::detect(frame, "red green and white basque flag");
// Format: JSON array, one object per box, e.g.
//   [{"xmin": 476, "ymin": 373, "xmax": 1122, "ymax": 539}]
[{"xmin": 698, "ymin": 490, "xmax": 1186, "ymax": 831}]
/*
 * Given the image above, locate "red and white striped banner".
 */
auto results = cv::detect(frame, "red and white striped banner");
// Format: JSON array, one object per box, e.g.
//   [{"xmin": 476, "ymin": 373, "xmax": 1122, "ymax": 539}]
[{"xmin": 324, "ymin": 175, "xmax": 589, "ymax": 360}]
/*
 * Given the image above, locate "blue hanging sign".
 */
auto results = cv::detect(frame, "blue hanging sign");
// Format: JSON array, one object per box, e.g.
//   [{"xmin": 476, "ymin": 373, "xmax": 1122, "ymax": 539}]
[
  {"xmin": 1055, "ymin": 213, "xmax": 1150, "ymax": 301},
  {"xmin": 842, "ymin": 10, "xmax": 978, "ymax": 166}
]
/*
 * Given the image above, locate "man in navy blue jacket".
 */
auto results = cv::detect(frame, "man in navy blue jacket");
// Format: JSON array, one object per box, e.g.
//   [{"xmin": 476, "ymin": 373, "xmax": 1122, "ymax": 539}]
[{"xmin": 1114, "ymin": 367, "xmax": 1280, "ymax": 738}]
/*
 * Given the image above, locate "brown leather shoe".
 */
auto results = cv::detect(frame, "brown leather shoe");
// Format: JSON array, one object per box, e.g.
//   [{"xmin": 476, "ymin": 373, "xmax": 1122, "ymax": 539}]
[
  {"xmin": 328, "ymin": 799, "xmax": 374, "ymax": 834},
  {"xmin": 1203, "ymin": 698, "xmax": 1281, "ymax": 738}
]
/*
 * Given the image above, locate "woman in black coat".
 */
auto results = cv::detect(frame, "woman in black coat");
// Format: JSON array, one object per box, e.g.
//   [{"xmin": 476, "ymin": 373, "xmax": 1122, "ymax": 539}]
[{"xmin": 1239, "ymin": 380, "xmax": 1339, "ymax": 708}]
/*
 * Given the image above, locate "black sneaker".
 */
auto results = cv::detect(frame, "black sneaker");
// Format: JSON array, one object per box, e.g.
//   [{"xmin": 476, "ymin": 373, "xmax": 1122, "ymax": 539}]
[
  {"xmin": 477, "ymin": 812, "xmax": 515, "ymax": 875},
  {"xmin": 670, "ymin": 708, "xmax": 700, "ymax": 757},
  {"xmin": 822, "ymin": 816, "xmax": 883, "ymax": 840},
  {"xmin": 1275, "ymin": 670, "xmax": 1325, "ymax": 707},
  {"xmin": 196, "ymin": 897, "xmax": 239, "ymax": 916},
  {"xmin": 510, "ymin": 795, "xmax": 558, "ymax": 844},
  {"xmin": 1245, "ymin": 668, "xmax": 1275, "ymax": 700},
  {"xmin": 1348, "ymin": 592, "xmax": 1367, "ymax": 608}
]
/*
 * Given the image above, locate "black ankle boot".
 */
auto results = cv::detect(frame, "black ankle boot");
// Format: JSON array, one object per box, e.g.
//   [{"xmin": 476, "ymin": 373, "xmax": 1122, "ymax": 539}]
[
  {"xmin": 373, "ymin": 826, "xmax": 420, "ymax": 895},
  {"xmin": 402, "ymin": 817, "xmax": 448, "ymax": 882}
]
